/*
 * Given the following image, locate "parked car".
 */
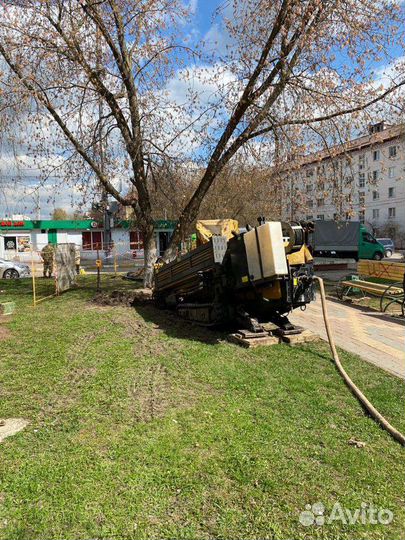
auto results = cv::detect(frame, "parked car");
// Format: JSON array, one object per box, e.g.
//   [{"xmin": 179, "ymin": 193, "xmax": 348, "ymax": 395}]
[
  {"xmin": 0, "ymin": 259, "xmax": 31, "ymax": 279},
  {"xmin": 377, "ymin": 238, "xmax": 395, "ymax": 258}
]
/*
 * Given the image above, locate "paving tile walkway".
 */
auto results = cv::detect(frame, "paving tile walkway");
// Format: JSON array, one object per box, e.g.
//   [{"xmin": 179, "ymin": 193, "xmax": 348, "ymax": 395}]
[{"xmin": 290, "ymin": 298, "xmax": 405, "ymax": 379}]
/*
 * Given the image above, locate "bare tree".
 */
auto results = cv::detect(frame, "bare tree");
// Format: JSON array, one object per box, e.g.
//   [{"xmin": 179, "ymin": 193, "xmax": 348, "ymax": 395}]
[
  {"xmin": 51, "ymin": 207, "xmax": 69, "ymax": 220},
  {"xmin": 0, "ymin": 0, "xmax": 192, "ymax": 285},
  {"xmin": 167, "ymin": 0, "xmax": 405, "ymax": 253},
  {"xmin": 0, "ymin": 0, "xmax": 404, "ymax": 285},
  {"xmin": 147, "ymin": 159, "xmax": 283, "ymax": 225}
]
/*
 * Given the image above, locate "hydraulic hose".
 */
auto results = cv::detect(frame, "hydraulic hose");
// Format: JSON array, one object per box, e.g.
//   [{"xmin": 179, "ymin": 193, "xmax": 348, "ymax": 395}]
[{"xmin": 314, "ymin": 276, "xmax": 405, "ymax": 447}]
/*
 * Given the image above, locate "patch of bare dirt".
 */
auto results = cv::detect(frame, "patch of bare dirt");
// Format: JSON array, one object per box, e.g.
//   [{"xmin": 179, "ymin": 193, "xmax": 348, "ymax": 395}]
[
  {"xmin": 92, "ymin": 289, "xmax": 153, "ymax": 307},
  {"xmin": 0, "ymin": 314, "xmax": 12, "ymax": 340},
  {"xmin": 39, "ymin": 330, "xmax": 106, "ymax": 421},
  {"xmin": 129, "ymin": 363, "xmax": 171, "ymax": 422},
  {"xmin": 128, "ymin": 361, "xmax": 211, "ymax": 423},
  {"xmin": 90, "ymin": 289, "xmax": 224, "ymax": 346},
  {"xmin": 67, "ymin": 329, "xmax": 106, "ymax": 363},
  {"xmin": 0, "ymin": 325, "xmax": 11, "ymax": 340},
  {"xmin": 113, "ymin": 311, "xmax": 177, "ymax": 358}
]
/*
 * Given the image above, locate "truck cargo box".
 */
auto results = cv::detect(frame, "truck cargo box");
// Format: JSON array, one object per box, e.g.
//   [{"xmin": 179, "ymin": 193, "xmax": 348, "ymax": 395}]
[{"xmin": 313, "ymin": 221, "xmax": 359, "ymax": 253}]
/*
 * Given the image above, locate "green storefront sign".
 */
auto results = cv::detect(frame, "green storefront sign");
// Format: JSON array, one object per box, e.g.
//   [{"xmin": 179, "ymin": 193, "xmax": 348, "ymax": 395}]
[
  {"xmin": 0, "ymin": 219, "xmax": 98, "ymax": 231},
  {"xmin": 115, "ymin": 219, "xmax": 177, "ymax": 230},
  {"xmin": 0, "ymin": 219, "xmax": 176, "ymax": 231}
]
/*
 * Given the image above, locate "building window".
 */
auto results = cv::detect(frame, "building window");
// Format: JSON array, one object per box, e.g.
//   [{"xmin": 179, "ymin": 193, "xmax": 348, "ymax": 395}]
[
  {"xmin": 316, "ymin": 198, "xmax": 324, "ymax": 207},
  {"xmin": 373, "ymin": 150, "xmax": 380, "ymax": 161},
  {"xmin": 359, "ymin": 173, "xmax": 365, "ymax": 188},
  {"xmin": 306, "ymin": 184, "xmax": 313, "ymax": 193},
  {"xmin": 358, "ymin": 192, "xmax": 365, "ymax": 206},
  {"xmin": 307, "ymin": 200, "xmax": 313, "ymax": 208},
  {"xmin": 82, "ymin": 232, "xmax": 91, "ymax": 250},
  {"xmin": 358, "ymin": 155, "xmax": 365, "ymax": 170},
  {"xmin": 306, "ymin": 215, "xmax": 313, "ymax": 221},
  {"xmin": 372, "ymin": 209, "xmax": 379, "ymax": 220},
  {"xmin": 129, "ymin": 231, "xmax": 144, "ymax": 250},
  {"xmin": 388, "ymin": 187, "xmax": 395, "ymax": 198},
  {"xmin": 359, "ymin": 210, "xmax": 365, "ymax": 223},
  {"xmin": 388, "ymin": 166, "xmax": 395, "ymax": 178},
  {"xmin": 372, "ymin": 190, "xmax": 379, "ymax": 200},
  {"xmin": 370, "ymin": 122, "xmax": 384, "ymax": 134},
  {"xmin": 389, "ymin": 145, "xmax": 397, "ymax": 158},
  {"xmin": 318, "ymin": 181, "xmax": 325, "ymax": 191},
  {"xmin": 372, "ymin": 170, "xmax": 379, "ymax": 181},
  {"xmin": 316, "ymin": 214, "xmax": 324, "ymax": 220},
  {"xmin": 16, "ymin": 236, "xmax": 30, "ymax": 252},
  {"xmin": 82, "ymin": 231, "xmax": 103, "ymax": 250},
  {"xmin": 306, "ymin": 169, "xmax": 313, "ymax": 178},
  {"xmin": 388, "ymin": 207, "xmax": 396, "ymax": 218},
  {"xmin": 4, "ymin": 236, "xmax": 17, "ymax": 250}
]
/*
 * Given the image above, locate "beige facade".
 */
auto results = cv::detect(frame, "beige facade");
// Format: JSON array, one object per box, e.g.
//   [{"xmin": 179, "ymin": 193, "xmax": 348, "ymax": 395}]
[{"xmin": 281, "ymin": 123, "xmax": 405, "ymax": 246}]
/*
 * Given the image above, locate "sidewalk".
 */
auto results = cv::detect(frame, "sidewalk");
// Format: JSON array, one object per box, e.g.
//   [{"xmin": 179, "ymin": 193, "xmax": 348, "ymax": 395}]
[{"xmin": 290, "ymin": 298, "xmax": 405, "ymax": 379}]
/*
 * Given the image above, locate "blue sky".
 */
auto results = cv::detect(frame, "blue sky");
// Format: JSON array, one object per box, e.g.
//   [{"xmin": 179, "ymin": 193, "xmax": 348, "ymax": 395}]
[{"xmin": 193, "ymin": 0, "xmax": 219, "ymax": 33}]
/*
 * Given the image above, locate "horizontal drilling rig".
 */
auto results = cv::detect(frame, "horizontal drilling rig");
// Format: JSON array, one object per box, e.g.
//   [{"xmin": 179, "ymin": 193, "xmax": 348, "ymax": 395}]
[{"xmin": 154, "ymin": 219, "xmax": 315, "ymax": 334}]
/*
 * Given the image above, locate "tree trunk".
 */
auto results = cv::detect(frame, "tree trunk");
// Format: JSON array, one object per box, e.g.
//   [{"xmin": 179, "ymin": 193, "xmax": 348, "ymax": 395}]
[
  {"xmin": 142, "ymin": 226, "xmax": 157, "ymax": 289},
  {"xmin": 166, "ymin": 170, "xmax": 215, "ymax": 255},
  {"xmin": 161, "ymin": 237, "xmax": 179, "ymax": 263}
]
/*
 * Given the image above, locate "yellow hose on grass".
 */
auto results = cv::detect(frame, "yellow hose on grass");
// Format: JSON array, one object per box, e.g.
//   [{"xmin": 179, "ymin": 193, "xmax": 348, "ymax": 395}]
[{"xmin": 315, "ymin": 276, "xmax": 405, "ymax": 447}]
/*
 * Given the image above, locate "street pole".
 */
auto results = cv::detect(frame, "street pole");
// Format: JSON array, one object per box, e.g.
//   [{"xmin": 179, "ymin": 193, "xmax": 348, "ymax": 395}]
[
  {"xmin": 96, "ymin": 248, "xmax": 101, "ymax": 292},
  {"xmin": 103, "ymin": 198, "xmax": 112, "ymax": 260}
]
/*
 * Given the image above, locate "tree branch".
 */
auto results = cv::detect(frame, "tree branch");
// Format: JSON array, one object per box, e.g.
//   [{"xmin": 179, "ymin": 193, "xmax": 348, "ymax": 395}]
[{"xmin": 0, "ymin": 41, "xmax": 134, "ymax": 209}]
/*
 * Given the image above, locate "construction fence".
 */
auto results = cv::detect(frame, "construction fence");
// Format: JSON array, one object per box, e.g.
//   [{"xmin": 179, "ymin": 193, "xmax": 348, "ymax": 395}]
[
  {"xmin": 30, "ymin": 243, "xmax": 78, "ymax": 305},
  {"xmin": 29, "ymin": 241, "xmax": 146, "ymax": 305}
]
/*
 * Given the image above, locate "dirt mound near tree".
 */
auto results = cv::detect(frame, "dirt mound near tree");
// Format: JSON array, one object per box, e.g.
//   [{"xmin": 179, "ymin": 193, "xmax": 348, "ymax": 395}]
[{"xmin": 93, "ymin": 288, "xmax": 153, "ymax": 307}]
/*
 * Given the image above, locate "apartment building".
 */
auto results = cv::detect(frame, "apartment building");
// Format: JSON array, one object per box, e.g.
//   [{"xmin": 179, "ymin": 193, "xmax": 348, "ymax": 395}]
[{"xmin": 281, "ymin": 123, "xmax": 405, "ymax": 246}]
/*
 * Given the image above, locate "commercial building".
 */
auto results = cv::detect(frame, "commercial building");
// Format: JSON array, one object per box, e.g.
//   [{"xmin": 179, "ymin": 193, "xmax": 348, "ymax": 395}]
[
  {"xmin": 281, "ymin": 123, "xmax": 405, "ymax": 246},
  {"xmin": 0, "ymin": 218, "xmax": 175, "ymax": 262}
]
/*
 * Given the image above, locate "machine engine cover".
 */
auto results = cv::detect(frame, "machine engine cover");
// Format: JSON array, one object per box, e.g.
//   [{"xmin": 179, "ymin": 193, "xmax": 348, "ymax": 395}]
[{"xmin": 243, "ymin": 222, "xmax": 288, "ymax": 281}]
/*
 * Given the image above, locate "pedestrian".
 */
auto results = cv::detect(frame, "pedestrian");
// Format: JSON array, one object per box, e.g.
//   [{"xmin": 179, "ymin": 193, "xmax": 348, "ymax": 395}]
[
  {"xmin": 41, "ymin": 242, "xmax": 55, "ymax": 278},
  {"xmin": 74, "ymin": 244, "xmax": 81, "ymax": 275}
]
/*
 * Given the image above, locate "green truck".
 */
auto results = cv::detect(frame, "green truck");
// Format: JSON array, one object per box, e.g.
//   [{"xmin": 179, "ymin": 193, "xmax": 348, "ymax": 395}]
[{"xmin": 312, "ymin": 221, "xmax": 385, "ymax": 260}]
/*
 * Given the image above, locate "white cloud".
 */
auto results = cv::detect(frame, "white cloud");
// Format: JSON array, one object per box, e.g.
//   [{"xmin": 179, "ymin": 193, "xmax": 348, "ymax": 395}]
[
  {"xmin": 188, "ymin": 0, "xmax": 198, "ymax": 15},
  {"xmin": 0, "ymin": 178, "xmax": 80, "ymax": 218},
  {"xmin": 372, "ymin": 55, "xmax": 405, "ymax": 89}
]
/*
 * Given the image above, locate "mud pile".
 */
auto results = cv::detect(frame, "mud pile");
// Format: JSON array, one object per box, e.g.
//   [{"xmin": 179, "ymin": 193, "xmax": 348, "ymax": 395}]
[{"xmin": 93, "ymin": 288, "xmax": 153, "ymax": 306}]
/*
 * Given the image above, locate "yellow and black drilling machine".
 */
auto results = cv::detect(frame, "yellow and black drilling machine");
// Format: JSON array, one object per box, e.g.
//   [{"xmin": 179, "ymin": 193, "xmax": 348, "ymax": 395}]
[{"xmin": 154, "ymin": 218, "xmax": 315, "ymax": 337}]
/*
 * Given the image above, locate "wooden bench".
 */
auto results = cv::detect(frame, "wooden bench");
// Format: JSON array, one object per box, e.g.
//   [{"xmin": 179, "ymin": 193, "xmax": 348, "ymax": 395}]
[
  {"xmin": 357, "ymin": 260, "xmax": 405, "ymax": 282},
  {"xmin": 337, "ymin": 260, "xmax": 404, "ymax": 315}
]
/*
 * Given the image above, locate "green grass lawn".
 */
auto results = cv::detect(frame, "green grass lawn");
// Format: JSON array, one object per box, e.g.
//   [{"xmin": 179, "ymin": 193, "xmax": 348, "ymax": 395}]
[{"xmin": 0, "ymin": 275, "xmax": 404, "ymax": 540}]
